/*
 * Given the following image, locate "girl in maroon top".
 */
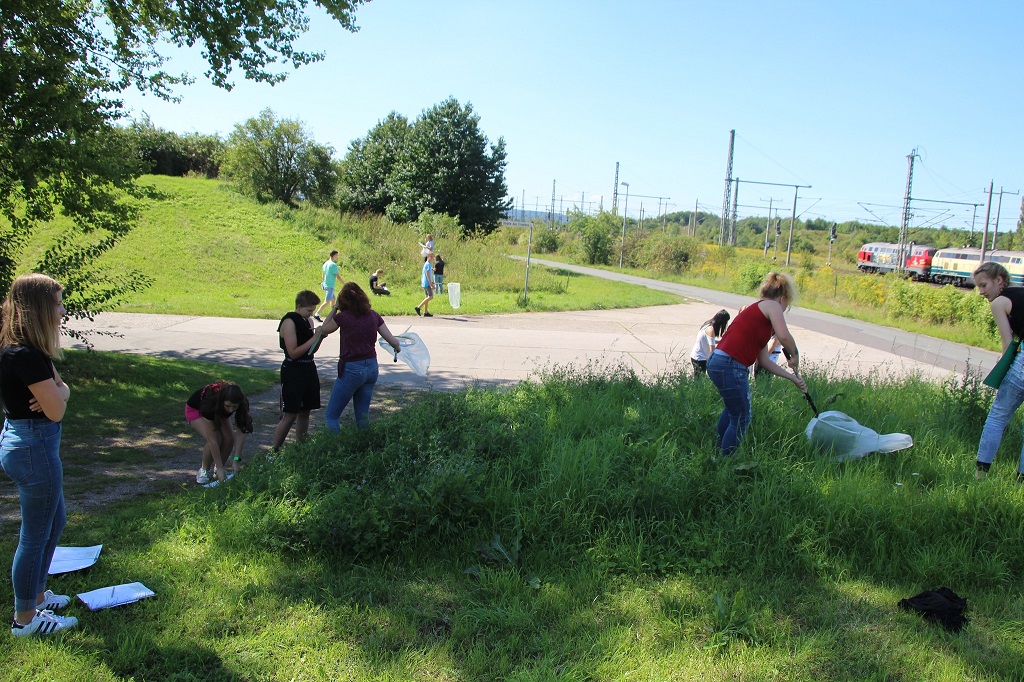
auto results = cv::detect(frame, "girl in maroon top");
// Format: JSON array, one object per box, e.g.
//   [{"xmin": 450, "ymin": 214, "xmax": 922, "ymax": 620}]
[
  {"xmin": 321, "ymin": 282, "xmax": 401, "ymax": 431},
  {"xmin": 706, "ymin": 272, "xmax": 806, "ymax": 455}
]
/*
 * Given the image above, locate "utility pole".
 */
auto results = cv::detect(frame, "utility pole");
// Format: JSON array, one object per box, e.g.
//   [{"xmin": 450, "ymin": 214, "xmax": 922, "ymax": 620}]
[
  {"xmin": 693, "ymin": 198, "xmax": 698, "ymax": 236},
  {"xmin": 827, "ymin": 222, "xmax": 836, "ymax": 266},
  {"xmin": 773, "ymin": 217, "xmax": 781, "ymax": 261},
  {"xmin": 729, "ymin": 178, "xmax": 740, "ymax": 246},
  {"xmin": 521, "ymin": 190, "xmax": 525, "ymax": 221},
  {"xmin": 992, "ymin": 187, "xmax": 1020, "ymax": 251},
  {"xmin": 786, "ymin": 187, "xmax": 799, "ymax": 266},
  {"xmin": 619, "ymin": 182, "xmax": 630, "ymax": 268},
  {"xmin": 720, "ymin": 129, "xmax": 735, "ymax": 246},
  {"xmin": 550, "ymin": 180, "xmax": 556, "ymax": 229},
  {"xmin": 612, "ymin": 162, "xmax": 620, "ymax": 215},
  {"xmin": 981, "ymin": 181, "xmax": 994, "ymax": 262},
  {"xmin": 897, "ymin": 148, "xmax": 919, "ymax": 273},
  {"xmin": 762, "ymin": 197, "xmax": 777, "ymax": 257}
]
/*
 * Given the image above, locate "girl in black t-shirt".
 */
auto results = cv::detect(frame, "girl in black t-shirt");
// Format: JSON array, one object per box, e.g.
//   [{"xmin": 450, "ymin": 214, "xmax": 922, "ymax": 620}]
[
  {"xmin": 271, "ymin": 290, "xmax": 329, "ymax": 450},
  {"xmin": 1, "ymin": 274, "xmax": 78, "ymax": 637},
  {"xmin": 973, "ymin": 262, "xmax": 1024, "ymax": 479}
]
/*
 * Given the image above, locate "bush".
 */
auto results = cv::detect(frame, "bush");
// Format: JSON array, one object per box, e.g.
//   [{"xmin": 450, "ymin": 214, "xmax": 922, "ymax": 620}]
[
  {"xmin": 733, "ymin": 261, "xmax": 773, "ymax": 293},
  {"xmin": 569, "ymin": 212, "xmax": 618, "ymax": 265},
  {"xmin": 533, "ymin": 226, "xmax": 560, "ymax": 253},
  {"xmin": 414, "ymin": 208, "xmax": 464, "ymax": 242},
  {"xmin": 223, "ymin": 390, "xmax": 532, "ymax": 560}
]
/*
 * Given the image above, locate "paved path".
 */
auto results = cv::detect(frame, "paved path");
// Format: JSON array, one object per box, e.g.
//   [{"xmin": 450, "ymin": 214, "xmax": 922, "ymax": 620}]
[{"xmin": 66, "ymin": 261, "xmax": 998, "ymax": 391}]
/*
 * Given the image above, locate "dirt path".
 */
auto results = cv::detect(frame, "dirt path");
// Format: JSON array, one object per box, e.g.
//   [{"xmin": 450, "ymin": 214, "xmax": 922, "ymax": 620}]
[{"xmin": 0, "ymin": 385, "xmax": 411, "ymax": 531}]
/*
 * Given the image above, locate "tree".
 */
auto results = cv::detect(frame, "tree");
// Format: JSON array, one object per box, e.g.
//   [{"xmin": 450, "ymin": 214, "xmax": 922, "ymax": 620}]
[
  {"xmin": 569, "ymin": 211, "xmax": 617, "ymax": 265},
  {"xmin": 1, "ymin": 0, "xmax": 365, "ymax": 306},
  {"xmin": 118, "ymin": 117, "xmax": 225, "ymax": 178},
  {"xmin": 338, "ymin": 112, "xmax": 411, "ymax": 214},
  {"xmin": 221, "ymin": 109, "xmax": 338, "ymax": 206},
  {"xmin": 385, "ymin": 98, "xmax": 511, "ymax": 233}
]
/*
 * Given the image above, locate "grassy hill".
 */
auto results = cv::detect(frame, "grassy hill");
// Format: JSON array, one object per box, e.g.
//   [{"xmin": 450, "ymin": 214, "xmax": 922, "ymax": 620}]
[{"xmin": 93, "ymin": 176, "xmax": 678, "ymax": 318}]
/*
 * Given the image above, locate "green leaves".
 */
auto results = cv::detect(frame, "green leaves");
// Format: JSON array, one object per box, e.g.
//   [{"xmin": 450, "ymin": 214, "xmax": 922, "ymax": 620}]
[
  {"xmin": 221, "ymin": 108, "xmax": 338, "ymax": 206},
  {"xmin": 1, "ymin": 0, "xmax": 365, "ymax": 307},
  {"xmin": 341, "ymin": 98, "xmax": 512, "ymax": 234}
]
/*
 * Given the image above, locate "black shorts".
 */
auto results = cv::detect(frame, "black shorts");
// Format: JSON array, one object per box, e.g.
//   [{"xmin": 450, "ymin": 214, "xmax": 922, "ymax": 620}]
[{"xmin": 280, "ymin": 361, "xmax": 321, "ymax": 413}]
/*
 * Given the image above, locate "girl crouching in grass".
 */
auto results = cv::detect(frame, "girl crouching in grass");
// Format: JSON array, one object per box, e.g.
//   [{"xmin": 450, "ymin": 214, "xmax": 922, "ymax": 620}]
[{"xmin": 186, "ymin": 381, "xmax": 253, "ymax": 485}]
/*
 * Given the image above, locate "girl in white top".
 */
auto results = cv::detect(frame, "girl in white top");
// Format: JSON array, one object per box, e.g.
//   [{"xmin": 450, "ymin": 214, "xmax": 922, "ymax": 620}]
[
  {"xmin": 419, "ymin": 234, "xmax": 434, "ymax": 257},
  {"xmin": 690, "ymin": 309, "xmax": 730, "ymax": 375}
]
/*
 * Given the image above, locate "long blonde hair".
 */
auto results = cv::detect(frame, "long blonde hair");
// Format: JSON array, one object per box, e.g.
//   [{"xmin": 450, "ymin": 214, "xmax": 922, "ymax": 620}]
[
  {"xmin": 760, "ymin": 271, "xmax": 797, "ymax": 310},
  {"xmin": 0, "ymin": 274, "xmax": 64, "ymax": 359}
]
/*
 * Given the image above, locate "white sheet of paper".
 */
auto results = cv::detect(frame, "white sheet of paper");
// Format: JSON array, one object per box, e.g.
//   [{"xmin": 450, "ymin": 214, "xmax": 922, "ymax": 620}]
[
  {"xmin": 77, "ymin": 582, "xmax": 155, "ymax": 611},
  {"xmin": 48, "ymin": 545, "xmax": 103, "ymax": 574}
]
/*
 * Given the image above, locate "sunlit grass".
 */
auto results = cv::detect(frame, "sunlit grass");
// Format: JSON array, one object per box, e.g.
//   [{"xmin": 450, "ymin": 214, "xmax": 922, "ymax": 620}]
[
  {"xmin": 85, "ymin": 176, "xmax": 679, "ymax": 318},
  {"xmin": 4, "ymin": 353, "xmax": 1024, "ymax": 680}
]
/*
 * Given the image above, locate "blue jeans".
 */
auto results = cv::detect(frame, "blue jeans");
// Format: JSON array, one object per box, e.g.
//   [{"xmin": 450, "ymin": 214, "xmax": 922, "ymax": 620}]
[
  {"xmin": 707, "ymin": 351, "xmax": 752, "ymax": 456},
  {"xmin": 978, "ymin": 350, "xmax": 1024, "ymax": 472},
  {"xmin": 0, "ymin": 419, "xmax": 65, "ymax": 613},
  {"xmin": 325, "ymin": 358, "xmax": 379, "ymax": 431},
  {"xmin": 434, "ymin": 275, "xmax": 444, "ymax": 294}
]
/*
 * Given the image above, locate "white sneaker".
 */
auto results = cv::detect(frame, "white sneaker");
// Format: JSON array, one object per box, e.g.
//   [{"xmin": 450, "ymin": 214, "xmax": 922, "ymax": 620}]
[
  {"xmin": 38, "ymin": 590, "xmax": 71, "ymax": 611},
  {"xmin": 196, "ymin": 468, "xmax": 210, "ymax": 485},
  {"xmin": 11, "ymin": 610, "xmax": 78, "ymax": 637}
]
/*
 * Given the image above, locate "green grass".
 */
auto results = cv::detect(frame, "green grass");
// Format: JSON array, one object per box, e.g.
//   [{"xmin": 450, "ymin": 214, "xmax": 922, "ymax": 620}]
[
  {"xmin": 82, "ymin": 176, "xmax": 679, "ymax": 318},
  {"xmin": 4, "ymin": 354, "xmax": 1024, "ymax": 680},
  {"xmin": 55, "ymin": 349, "xmax": 278, "ymax": 438},
  {"xmin": 39, "ymin": 350, "xmax": 278, "ymax": 504}
]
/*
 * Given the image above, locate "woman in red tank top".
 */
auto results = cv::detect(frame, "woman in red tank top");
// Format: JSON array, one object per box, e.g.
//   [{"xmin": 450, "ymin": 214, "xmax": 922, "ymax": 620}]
[{"xmin": 705, "ymin": 272, "xmax": 806, "ymax": 456}]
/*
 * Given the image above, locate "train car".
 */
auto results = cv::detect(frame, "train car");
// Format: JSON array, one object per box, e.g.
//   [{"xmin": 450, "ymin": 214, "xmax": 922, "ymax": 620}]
[
  {"xmin": 980, "ymin": 250, "xmax": 1024, "ymax": 286},
  {"xmin": 930, "ymin": 247, "xmax": 981, "ymax": 286},
  {"xmin": 929, "ymin": 248, "xmax": 1024, "ymax": 287},
  {"xmin": 905, "ymin": 244, "xmax": 938, "ymax": 280},
  {"xmin": 857, "ymin": 242, "xmax": 936, "ymax": 280},
  {"xmin": 857, "ymin": 242, "xmax": 902, "ymax": 274}
]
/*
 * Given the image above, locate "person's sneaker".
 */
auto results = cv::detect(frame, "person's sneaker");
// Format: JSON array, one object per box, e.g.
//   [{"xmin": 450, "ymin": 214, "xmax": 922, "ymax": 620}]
[
  {"xmin": 314, "ymin": 314, "xmax": 323, "ymax": 322},
  {"xmin": 423, "ymin": 312, "xmax": 434, "ymax": 317},
  {"xmin": 196, "ymin": 468, "xmax": 210, "ymax": 485},
  {"xmin": 415, "ymin": 306, "xmax": 421, "ymax": 316},
  {"xmin": 11, "ymin": 610, "xmax": 78, "ymax": 637},
  {"xmin": 38, "ymin": 590, "xmax": 71, "ymax": 611}
]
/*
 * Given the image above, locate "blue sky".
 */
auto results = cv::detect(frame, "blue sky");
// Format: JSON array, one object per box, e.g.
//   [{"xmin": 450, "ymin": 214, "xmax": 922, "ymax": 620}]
[{"xmin": 120, "ymin": 0, "xmax": 1024, "ymax": 231}]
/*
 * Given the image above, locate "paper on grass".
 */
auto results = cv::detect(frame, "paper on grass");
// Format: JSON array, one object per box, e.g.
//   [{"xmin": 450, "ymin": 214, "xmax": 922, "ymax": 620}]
[
  {"xmin": 77, "ymin": 582, "xmax": 155, "ymax": 611},
  {"xmin": 48, "ymin": 545, "xmax": 103, "ymax": 575}
]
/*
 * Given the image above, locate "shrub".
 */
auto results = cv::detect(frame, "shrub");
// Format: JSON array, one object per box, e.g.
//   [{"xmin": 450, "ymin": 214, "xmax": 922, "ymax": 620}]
[
  {"xmin": 414, "ymin": 208, "xmax": 464, "ymax": 242},
  {"xmin": 533, "ymin": 226, "xmax": 560, "ymax": 253},
  {"xmin": 733, "ymin": 261, "xmax": 773, "ymax": 293}
]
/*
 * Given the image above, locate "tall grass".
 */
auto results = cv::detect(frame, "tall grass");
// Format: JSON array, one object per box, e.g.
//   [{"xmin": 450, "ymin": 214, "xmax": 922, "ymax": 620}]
[
  {"xmin": 538, "ymin": 233, "xmax": 1000, "ymax": 350},
  {"xmin": 8, "ymin": 356, "xmax": 1023, "ymax": 680}
]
